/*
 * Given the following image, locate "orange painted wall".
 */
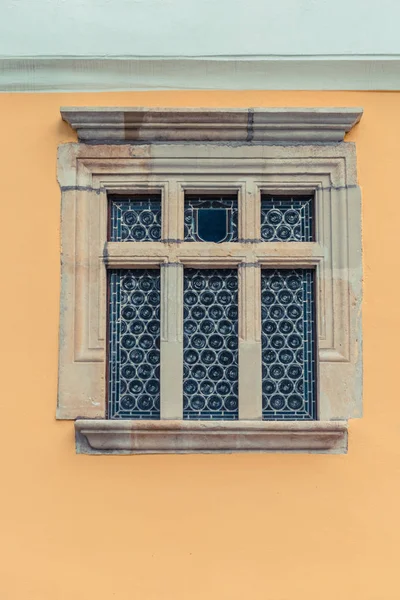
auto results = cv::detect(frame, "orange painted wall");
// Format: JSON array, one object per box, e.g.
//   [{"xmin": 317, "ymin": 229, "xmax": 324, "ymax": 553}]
[{"xmin": 0, "ymin": 91, "xmax": 398, "ymax": 600}]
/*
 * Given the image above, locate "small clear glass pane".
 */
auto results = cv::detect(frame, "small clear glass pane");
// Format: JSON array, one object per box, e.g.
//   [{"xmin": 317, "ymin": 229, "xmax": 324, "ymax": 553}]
[
  {"xmin": 260, "ymin": 195, "xmax": 314, "ymax": 242},
  {"xmin": 109, "ymin": 194, "xmax": 162, "ymax": 242},
  {"xmin": 261, "ymin": 269, "xmax": 316, "ymax": 420},
  {"xmin": 108, "ymin": 269, "xmax": 161, "ymax": 419},
  {"xmin": 184, "ymin": 195, "xmax": 238, "ymax": 242}
]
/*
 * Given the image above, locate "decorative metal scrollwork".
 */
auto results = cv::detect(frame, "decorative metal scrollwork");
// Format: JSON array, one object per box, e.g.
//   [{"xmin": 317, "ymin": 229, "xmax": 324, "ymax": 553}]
[
  {"xmin": 109, "ymin": 195, "xmax": 162, "ymax": 242},
  {"xmin": 261, "ymin": 195, "xmax": 313, "ymax": 242},
  {"xmin": 183, "ymin": 268, "xmax": 239, "ymax": 419},
  {"xmin": 109, "ymin": 269, "xmax": 161, "ymax": 419},
  {"xmin": 184, "ymin": 196, "xmax": 238, "ymax": 243},
  {"xmin": 261, "ymin": 269, "xmax": 316, "ymax": 420}
]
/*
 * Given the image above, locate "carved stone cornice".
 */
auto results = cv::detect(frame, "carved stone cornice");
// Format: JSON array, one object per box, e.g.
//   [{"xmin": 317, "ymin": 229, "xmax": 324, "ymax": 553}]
[{"xmin": 61, "ymin": 107, "xmax": 362, "ymax": 144}]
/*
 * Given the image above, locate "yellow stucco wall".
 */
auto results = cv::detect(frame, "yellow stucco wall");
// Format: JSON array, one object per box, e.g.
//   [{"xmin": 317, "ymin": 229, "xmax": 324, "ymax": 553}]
[{"xmin": 0, "ymin": 91, "xmax": 398, "ymax": 600}]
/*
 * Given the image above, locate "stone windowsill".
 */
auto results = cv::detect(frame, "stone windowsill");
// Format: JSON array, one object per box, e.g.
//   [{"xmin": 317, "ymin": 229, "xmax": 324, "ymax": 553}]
[{"xmin": 75, "ymin": 419, "xmax": 348, "ymax": 454}]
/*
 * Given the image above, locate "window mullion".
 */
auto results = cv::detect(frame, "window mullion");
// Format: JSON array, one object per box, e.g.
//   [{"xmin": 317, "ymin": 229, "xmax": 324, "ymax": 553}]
[
  {"xmin": 160, "ymin": 263, "xmax": 183, "ymax": 419},
  {"xmin": 238, "ymin": 263, "xmax": 262, "ymax": 420},
  {"xmin": 163, "ymin": 179, "xmax": 182, "ymax": 242}
]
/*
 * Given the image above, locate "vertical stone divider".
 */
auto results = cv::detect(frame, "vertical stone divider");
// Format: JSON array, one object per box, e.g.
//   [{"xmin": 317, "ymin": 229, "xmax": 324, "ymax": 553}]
[
  {"xmin": 160, "ymin": 263, "xmax": 183, "ymax": 419},
  {"xmin": 160, "ymin": 179, "xmax": 184, "ymax": 419},
  {"xmin": 239, "ymin": 179, "xmax": 260, "ymax": 243},
  {"xmin": 238, "ymin": 178, "xmax": 262, "ymax": 419},
  {"xmin": 162, "ymin": 179, "xmax": 182, "ymax": 242},
  {"xmin": 238, "ymin": 264, "xmax": 262, "ymax": 420}
]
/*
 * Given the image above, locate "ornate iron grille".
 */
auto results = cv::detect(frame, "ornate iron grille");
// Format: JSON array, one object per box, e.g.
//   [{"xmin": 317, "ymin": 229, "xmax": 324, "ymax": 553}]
[
  {"xmin": 108, "ymin": 269, "xmax": 161, "ymax": 419},
  {"xmin": 260, "ymin": 195, "xmax": 313, "ymax": 242},
  {"xmin": 261, "ymin": 269, "xmax": 316, "ymax": 420},
  {"xmin": 183, "ymin": 268, "xmax": 239, "ymax": 419},
  {"xmin": 184, "ymin": 196, "xmax": 238, "ymax": 243},
  {"xmin": 109, "ymin": 195, "xmax": 162, "ymax": 242}
]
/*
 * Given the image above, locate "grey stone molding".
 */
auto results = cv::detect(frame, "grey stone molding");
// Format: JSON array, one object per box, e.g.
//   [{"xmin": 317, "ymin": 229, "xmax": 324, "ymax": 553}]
[
  {"xmin": 61, "ymin": 107, "xmax": 363, "ymax": 144},
  {"xmin": 75, "ymin": 419, "xmax": 348, "ymax": 454}
]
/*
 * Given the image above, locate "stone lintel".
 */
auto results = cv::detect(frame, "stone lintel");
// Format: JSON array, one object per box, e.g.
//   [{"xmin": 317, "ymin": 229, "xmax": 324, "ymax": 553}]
[
  {"xmin": 75, "ymin": 419, "xmax": 348, "ymax": 454},
  {"xmin": 61, "ymin": 107, "xmax": 363, "ymax": 144}
]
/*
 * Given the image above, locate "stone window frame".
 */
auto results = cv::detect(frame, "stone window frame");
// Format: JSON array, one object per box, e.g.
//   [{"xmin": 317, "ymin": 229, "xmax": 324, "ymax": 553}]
[{"xmin": 57, "ymin": 107, "xmax": 363, "ymax": 454}]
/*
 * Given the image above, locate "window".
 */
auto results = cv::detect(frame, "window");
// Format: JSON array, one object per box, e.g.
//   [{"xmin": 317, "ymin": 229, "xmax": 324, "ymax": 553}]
[{"xmin": 58, "ymin": 107, "xmax": 363, "ymax": 454}]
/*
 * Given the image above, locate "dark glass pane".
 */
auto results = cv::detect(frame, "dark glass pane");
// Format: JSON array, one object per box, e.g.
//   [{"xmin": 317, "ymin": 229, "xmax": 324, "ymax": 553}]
[
  {"xmin": 183, "ymin": 268, "xmax": 238, "ymax": 420},
  {"xmin": 197, "ymin": 209, "xmax": 227, "ymax": 242},
  {"xmin": 184, "ymin": 196, "xmax": 238, "ymax": 242},
  {"xmin": 260, "ymin": 195, "xmax": 313, "ymax": 242},
  {"xmin": 108, "ymin": 269, "xmax": 161, "ymax": 419},
  {"xmin": 109, "ymin": 195, "xmax": 162, "ymax": 242},
  {"xmin": 261, "ymin": 269, "xmax": 316, "ymax": 420}
]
